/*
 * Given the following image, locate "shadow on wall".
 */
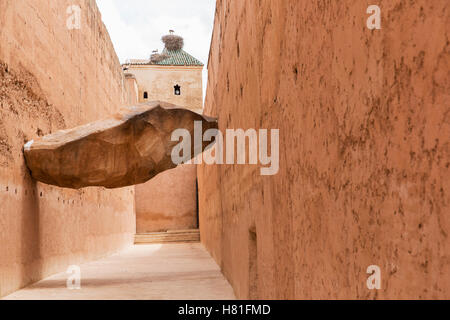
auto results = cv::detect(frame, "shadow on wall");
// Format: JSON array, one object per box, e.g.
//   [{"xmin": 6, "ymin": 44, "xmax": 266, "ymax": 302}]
[{"xmin": 19, "ymin": 174, "xmax": 42, "ymax": 294}]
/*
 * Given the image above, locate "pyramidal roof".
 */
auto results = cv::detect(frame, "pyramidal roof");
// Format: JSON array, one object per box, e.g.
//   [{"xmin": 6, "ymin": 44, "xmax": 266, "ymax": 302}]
[
  {"xmin": 127, "ymin": 49, "xmax": 203, "ymax": 67},
  {"xmin": 156, "ymin": 48, "xmax": 203, "ymax": 66}
]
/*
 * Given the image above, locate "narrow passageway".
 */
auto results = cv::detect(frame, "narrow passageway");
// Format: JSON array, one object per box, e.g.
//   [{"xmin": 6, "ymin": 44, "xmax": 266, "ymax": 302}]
[{"xmin": 2, "ymin": 244, "xmax": 235, "ymax": 300}]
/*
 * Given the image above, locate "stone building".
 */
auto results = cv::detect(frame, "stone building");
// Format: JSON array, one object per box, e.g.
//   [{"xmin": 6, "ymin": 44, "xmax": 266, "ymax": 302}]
[
  {"xmin": 125, "ymin": 43, "xmax": 203, "ymax": 113},
  {"xmin": 124, "ymin": 35, "xmax": 204, "ymax": 234}
]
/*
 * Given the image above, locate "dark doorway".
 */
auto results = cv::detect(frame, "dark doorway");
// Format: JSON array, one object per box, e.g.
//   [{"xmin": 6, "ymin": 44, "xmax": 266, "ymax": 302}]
[
  {"xmin": 195, "ymin": 178, "xmax": 199, "ymax": 228},
  {"xmin": 249, "ymin": 227, "xmax": 258, "ymax": 299}
]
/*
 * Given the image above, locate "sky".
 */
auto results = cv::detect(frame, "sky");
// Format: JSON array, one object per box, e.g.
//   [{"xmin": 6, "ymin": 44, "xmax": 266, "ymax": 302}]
[{"xmin": 95, "ymin": 0, "xmax": 216, "ymax": 100}]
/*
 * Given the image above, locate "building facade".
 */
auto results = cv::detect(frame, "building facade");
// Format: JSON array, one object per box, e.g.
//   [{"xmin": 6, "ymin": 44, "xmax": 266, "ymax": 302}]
[{"xmin": 126, "ymin": 48, "xmax": 203, "ymax": 113}]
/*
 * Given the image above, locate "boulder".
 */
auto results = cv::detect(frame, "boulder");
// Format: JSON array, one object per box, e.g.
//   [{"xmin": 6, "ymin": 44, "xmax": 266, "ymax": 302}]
[{"xmin": 23, "ymin": 101, "xmax": 217, "ymax": 189}]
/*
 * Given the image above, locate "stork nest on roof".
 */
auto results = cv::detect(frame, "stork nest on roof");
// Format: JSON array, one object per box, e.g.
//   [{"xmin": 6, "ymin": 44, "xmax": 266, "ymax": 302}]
[
  {"xmin": 150, "ymin": 53, "xmax": 169, "ymax": 63},
  {"xmin": 161, "ymin": 34, "xmax": 184, "ymax": 51}
]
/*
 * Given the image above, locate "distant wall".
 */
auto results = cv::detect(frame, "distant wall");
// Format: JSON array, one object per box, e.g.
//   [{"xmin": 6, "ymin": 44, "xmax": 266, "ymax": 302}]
[
  {"xmin": 129, "ymin": 65, "xmax": 203, "ymax": 113},
  {"xmin": 198, "ymin": 0, "xmax": 449, "ymax": 299},
  {"xmin": 0, "ymin": 0, "xmax": 136, "ymax": 297},
  {"xmin": 124, "ymin": 74, "xmax": 139, "ymax": 106},
  {"xmin": 136, "ymin": 164, "xmax": 198, "ymax": 233},
  {"xmin": 128, "ymin": 64, "xmax": 202, "ymax": 234}
]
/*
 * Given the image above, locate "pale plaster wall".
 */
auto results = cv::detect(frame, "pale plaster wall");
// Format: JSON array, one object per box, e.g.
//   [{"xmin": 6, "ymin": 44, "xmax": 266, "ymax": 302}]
[
  {"xmin": 128, "ymin": 65, "xmax": 203, "ymax": 113},
  {"xmin": 124, "ymin": 75, "xmax": 139, "ymax": 106},
  {"xmin": 0, "ymin": 0, "xmax": 136, "ymax": 297}
]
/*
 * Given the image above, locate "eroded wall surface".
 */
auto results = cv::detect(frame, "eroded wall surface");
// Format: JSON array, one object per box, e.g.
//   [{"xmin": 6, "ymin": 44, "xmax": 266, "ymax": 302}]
[
  {"xmin": 198, "ymin": 0, "xmax": 449, "ymax": 299},
  {"xmin": 136, "ymin": 164, "xmax": 197, "ymax": 233},
  {"xmin": 0, "ymin": 0, "xmax": 135, "ymax": 297}
]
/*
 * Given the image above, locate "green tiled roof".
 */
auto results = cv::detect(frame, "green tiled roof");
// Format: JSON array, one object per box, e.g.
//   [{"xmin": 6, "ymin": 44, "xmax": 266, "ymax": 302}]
[
  {"xmin": 154, "ymin": 49, "xmax": 204, "ymax": 66},
  {"xmin": 126, "ymin": 49, "xmax": 203, "ymax": 67}
]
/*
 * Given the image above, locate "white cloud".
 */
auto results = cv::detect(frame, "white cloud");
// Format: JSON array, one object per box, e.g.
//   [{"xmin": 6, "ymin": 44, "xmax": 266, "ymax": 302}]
[{"xmin": 96, "ymin": 0, "xmax": 216, "ymax": 101}]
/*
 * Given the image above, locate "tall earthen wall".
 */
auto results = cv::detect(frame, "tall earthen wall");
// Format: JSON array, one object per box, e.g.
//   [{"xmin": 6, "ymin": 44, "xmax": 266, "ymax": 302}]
[
  {"xmin": 0, "ymin": 0, "xmax": 136, "ymax": 297},
  {"xmin": 198, "ymin": 0, "xmax": 449, "ymax": 299}
]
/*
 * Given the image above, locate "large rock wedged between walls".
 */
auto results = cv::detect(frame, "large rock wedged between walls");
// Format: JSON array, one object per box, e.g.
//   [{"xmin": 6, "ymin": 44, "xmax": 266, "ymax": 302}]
[{"xmin": 23, "ymin": 101, "xmax": 217, "ymax": 189}]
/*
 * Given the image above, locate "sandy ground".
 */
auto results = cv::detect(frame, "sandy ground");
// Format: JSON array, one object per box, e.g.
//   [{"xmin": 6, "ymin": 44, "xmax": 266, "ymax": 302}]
[{"xmin": 2, "ymin": 243, "xmax": 235, "ymax": 300}]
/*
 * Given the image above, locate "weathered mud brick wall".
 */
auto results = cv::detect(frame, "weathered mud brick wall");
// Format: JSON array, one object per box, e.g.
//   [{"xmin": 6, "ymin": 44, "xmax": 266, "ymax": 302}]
[
  {"xmin": 198, "ymin": 0, "xmax": 449, "ymax": 299},
  {"xmin": 0, "ymin": 0, "xmax": 136, "ymax": 297}
]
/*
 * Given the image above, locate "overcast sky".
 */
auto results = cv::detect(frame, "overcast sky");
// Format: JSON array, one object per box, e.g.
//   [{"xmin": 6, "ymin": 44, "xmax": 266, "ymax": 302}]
[{"xmin": 96, "ymin": 0, "xmax": 216, "ymax": 99}]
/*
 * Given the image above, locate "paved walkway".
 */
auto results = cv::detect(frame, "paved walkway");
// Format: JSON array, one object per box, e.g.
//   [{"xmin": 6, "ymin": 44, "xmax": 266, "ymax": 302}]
[{"xmin": 3, "ymin": 243, "xmax": 235, "ymax": 300}]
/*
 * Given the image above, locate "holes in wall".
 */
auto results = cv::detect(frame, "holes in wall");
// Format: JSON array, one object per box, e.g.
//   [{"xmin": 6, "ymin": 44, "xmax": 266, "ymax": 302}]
[
  {"xmin": 143, "ymin": 91, "xmax": 148, "ymax": 99},
  {"xmin": 293, "ymin": 65, "xmax": 298, "ymax": 81},
  {"xmin": 1, "ymin": 185, "xmax": 91, "ymax": 208},
  {"xmin": 174, "ymin": 84, "xmax": 181, "ymax": 96}
]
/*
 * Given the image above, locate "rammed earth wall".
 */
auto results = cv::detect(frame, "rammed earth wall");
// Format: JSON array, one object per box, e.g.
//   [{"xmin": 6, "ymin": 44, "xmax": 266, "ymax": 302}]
[
  {"xmin": 198, "ymin": 0, "xmax": 449, "ymax": 299},
  {"xmin": 0, "ymin": 0, "xmax": 136, "ymax": 297}
]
